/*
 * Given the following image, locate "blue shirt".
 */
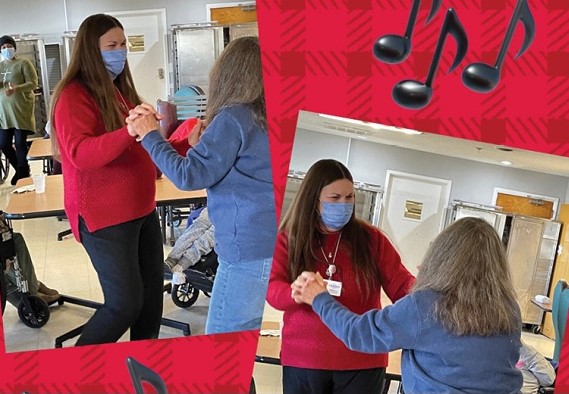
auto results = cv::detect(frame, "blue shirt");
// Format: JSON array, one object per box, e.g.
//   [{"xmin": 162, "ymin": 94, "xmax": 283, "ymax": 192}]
[
  {"xmin": 313, "ymin": 290, "xmax": 523, "ymax": 394},
  {"xmin": 141, "ymin": 105, "xmax": 277, "ymax": 262}
]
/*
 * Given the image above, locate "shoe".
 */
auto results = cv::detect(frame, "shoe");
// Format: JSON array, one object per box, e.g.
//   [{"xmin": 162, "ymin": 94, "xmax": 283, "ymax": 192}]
[
  {"xmin": 38, "ymin": 281, "xmax": 59, "ymax": 297},
  {"xmin": 38, "ymin": 292, "xmax": 60, "ymax": 305},
  {"xmin": 10, "ymin": 165, "xmax": 30, "ymax": 186}
]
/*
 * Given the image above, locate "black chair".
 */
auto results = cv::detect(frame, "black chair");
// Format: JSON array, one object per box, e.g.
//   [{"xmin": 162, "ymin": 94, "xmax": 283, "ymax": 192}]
[
  {"xmin": 126, "ymin": 357, "xmax": 168, "ymax": 394},
  {"xmin": 50, "ymin": 159, "xmax": 72, "ymax": 241},
  {"xmin": 382, "ymin": 372, "xmax": 404, "ymax": 394}
]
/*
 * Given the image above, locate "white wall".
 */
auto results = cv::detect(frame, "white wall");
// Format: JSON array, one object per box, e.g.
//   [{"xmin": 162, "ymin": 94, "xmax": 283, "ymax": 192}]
[
  {"xmin": 2, "ymin": 0, "xmax": 239, "ymax": 42},
  {"xmin": 290, "ymin": 129, "xmax": 569, "ymax": 209}
]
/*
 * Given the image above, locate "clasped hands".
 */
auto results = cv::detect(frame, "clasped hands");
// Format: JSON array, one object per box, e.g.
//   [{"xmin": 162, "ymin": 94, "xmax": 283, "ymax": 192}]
[
  {"xmin": 291, "ymin": 271, "xmax": 328, "ymax": 306},
  {"xmin": 126, "ymin": 102, "xmax": 207, "ymax": 145}
]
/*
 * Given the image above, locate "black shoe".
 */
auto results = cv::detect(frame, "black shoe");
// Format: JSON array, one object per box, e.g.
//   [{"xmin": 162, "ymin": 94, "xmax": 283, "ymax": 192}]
[{"xmin": 11, "ymin": 165, "xmax": 30, "ymax": 186}]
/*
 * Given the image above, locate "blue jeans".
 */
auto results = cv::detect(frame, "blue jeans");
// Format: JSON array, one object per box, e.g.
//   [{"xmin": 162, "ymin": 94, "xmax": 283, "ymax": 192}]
[
  {"xmin": 205, "ymin": 257, "xmax": 272, "ymax": 334},
  {"xmin": 76, "ymin": 211, "xmax": 164, "ymax": 345}
]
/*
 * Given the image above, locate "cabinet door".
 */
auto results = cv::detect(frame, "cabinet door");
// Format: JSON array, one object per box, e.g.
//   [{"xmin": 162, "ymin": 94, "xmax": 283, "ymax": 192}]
[
  {"xmin": 506, "ymin": 218, "xmax": 543, "ymax": 325},
  {"xmin": 173, "ymin": 27, "xmax": 224, "ymax": 94},
  {"xmin": 543, "ymin": 205, "xmax": 569, "ymax": 339}
]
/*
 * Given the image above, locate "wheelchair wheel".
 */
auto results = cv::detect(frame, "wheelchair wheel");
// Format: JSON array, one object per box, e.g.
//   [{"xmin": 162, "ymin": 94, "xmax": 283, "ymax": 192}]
[
  {"xmin": 17, "ymin": 295, "xmax": 50, "ymax": 328},
  {"xmin": 172, "ymin": 283, "xmax": 199, "ymax": 308},
  {"xmin": 0, "ymin": 152, "xmax": 9, "ymax": 184}
]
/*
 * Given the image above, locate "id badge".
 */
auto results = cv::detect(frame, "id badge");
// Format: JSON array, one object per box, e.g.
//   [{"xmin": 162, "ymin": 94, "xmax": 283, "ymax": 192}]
[{"xmin": 325, "ymin": 279, "xmax": 343, "ymax": 297}]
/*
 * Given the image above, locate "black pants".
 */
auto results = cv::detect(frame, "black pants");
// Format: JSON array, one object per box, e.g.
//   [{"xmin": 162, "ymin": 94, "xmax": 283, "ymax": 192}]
[
  {"xmin": 283, "ymin": 366, "xmax": 385, "ymax": 394},
  {"xmin": 76, "ymin": 211, "xmax": 164, "ymax": 346},
  {"xmin": 0, "ymin": 128, "xmax": 29, "ymax": 167}
]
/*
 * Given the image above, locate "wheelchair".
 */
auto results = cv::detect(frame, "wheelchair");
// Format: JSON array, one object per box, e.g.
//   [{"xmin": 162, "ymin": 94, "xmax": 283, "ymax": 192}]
[
  {"xmin": 0, "ymin": 151, "xmax": 9, "ymax": 184},
  {"xmin": 167, "ymin": 250, "xmax": 218, "ymax": 309},
  {"xmin": 0, "ymin": 211, "xmax": 50, "ymax": 328}
]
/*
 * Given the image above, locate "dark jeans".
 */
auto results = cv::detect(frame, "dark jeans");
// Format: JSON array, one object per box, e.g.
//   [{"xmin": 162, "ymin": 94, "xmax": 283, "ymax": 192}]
[
  {"xmin": 0, "ymin": 128, "xmax": 30, "ymax": 167},
  {"xmin": 76, "ymin": 211, "xmax": 164, "ymax": 346},
  {"xmin": 283, "ymin": 366, "xmax": 385, "ymax": 394}
]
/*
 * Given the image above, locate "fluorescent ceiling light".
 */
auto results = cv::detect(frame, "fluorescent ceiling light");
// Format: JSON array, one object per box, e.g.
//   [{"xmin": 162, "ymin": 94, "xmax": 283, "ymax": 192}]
[
  {"xmin": 319, "ymin": 114, "xmax": 367, "ymax": 127},
  {"xmin": 381, "ymin": 125, "xmax": 423, "ymax": 135},
  {"xmin": 318, "ymin": 114, "xmax": 422, "ymax": 135}
]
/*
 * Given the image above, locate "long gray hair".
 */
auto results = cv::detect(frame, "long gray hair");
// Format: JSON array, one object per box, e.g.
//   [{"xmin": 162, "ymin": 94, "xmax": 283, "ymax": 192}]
[
  {"xmin": 413, "ymin": 217, "xmax": 519, "ymax": 336},
  {"xmin": 205, "ymin": 36, "xmax": 265, "ymax": 129}
]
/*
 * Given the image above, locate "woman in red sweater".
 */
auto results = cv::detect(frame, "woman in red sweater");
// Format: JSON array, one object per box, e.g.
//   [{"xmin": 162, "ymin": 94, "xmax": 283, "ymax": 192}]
[
  {"xmin": 49, "ymin": 14, "xmax": 163, "ymax": 345},
  {"xmin": 267, "ymin": 159, "xmax": 415, "ymax": 393}
]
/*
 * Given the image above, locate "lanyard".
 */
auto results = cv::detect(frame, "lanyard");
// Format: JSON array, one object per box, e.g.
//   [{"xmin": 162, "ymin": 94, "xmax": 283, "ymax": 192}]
[{"xmin": 115, "ymin": 87, "xmax": 130, "ymax": 114}]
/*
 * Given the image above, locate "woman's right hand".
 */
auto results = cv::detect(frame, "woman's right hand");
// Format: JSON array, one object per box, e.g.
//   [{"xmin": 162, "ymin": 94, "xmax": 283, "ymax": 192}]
[{"xmin": 4, "ymin": 82, "xmax": 15, "ymax": 96}]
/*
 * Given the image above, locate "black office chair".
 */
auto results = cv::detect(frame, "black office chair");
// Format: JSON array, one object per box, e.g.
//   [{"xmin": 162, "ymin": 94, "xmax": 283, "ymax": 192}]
[
  {"xmin": 50, "ymin": 159, "xmax": 72, "ymax": 241},
  {"xmin": 126, "ymin": 357, "xmax": 168, "ymax": 394}
]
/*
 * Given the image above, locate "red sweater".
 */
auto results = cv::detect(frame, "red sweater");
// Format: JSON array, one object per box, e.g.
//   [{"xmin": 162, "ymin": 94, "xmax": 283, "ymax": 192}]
[
  {"xmin": 266, "ymin": 224, "xmax": 415, "ymax": 370},
  {"xmin": 53, "ymin": 81, "xmax": 156, "ymax": 241}
]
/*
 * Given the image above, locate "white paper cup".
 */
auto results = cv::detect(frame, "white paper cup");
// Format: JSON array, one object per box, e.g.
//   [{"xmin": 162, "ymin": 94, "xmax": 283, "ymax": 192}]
[{"xmin": 32, "ymin": 174, "xmax": 46, "ymax": 193}]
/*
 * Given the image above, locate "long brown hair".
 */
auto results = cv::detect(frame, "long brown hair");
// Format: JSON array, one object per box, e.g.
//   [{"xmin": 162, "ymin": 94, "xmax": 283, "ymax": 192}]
[
  {"xmin": 281, "ymin": 159, "xmax": 380, "ymax": 296},
  {"xmin": 49, "ymin": 14, "xmax": 141, "ymax": 160},
  {"xmin": 206, "ymin": 36, "xmax": 266, "ymax": 128},
  {"xmin": 413, "ymin": 217, "xmax": 519, "ymax": 336}
]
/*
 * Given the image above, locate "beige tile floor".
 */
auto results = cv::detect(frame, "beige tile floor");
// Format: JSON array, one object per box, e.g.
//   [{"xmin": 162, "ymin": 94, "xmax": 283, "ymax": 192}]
[
  {"xmin": 0, "ymin": 163, "xmax": 556, "ymax": 393},
  {"xmin": 0, "ymin": 162, "xmax": 209, "ymax": 353}
]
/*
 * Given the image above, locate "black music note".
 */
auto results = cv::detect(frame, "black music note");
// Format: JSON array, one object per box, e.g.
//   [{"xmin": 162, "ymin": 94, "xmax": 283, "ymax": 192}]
[
  {"xmin": 462, "ymin": 0, "xmax": 535, "ymax": 93},
  {"xmin": 373, "ymin": 0, "xmax": 442, "ymax": 64},
  {"xmin": 392, "ymin": 8, "xmax": 468, "ymax": 110},
  {"xmin": 126, "ymin": 357, "xmax": 168, "ymax": 394}
]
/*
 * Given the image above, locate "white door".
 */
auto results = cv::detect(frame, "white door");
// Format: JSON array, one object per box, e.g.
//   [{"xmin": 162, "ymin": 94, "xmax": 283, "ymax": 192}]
[
  {"xmin": 380, "ymin": 171, "xmax": 452, "ymax": 275},
  {"xmin": 108, "ymin": 9, "xmax": 168, "ymax": 103}
]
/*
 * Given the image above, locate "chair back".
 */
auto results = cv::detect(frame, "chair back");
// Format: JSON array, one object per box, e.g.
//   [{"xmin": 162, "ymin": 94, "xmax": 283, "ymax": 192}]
[
  {"xmin": 552, "ymin": 280, "xmax": 569, "ymax": 362},
  {"xmin": 157, "ymin": 100, "xmax": 182, "ymax": 140},
  {"xmin": 126, "ymin": 357, "xmax": 168, "ymax": 394}
]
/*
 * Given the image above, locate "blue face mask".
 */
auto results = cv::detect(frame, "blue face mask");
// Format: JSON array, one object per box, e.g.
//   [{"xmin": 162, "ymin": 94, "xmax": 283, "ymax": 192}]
[
  {"xmin": 101, "ymin": 49, "xmax": 127, "ymax": 79},
  {"xmin": 320, "ymin": 202, "xmax": 354, "ymax": 231},
  {"xmin": 1, "ymin": 47, "xmax": 15, "ymax": 61}
]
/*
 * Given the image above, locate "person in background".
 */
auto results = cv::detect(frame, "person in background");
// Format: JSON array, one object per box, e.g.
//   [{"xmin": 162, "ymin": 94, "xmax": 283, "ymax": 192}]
[
  {"xmin": 126, "ymin": 36, "xmax": 277, "ymax": 337},
  {"xmin": 5, "ymin": 233, "xmax": 60, "ymax": 304},
  {"xmin": 267, "ymin": 159, "xmax": 415, "ymax": 394},
  {"xmin": 0, "ymin": 35, "xmax": 38, "ymax": 185},
  {"xmin": 293, "ymin": 217, "xmax": 523, "ymax": 394},
  {"xmin": 49, "ymin": 14, "xmax": 163, "ymax": 346},
  {"xmin": 518, "ymin": 341, "xmax": 556, "ymax": 394},
  {"xmin": 164, "ymin": 207, "xmax": 215, "ymax": 276}
]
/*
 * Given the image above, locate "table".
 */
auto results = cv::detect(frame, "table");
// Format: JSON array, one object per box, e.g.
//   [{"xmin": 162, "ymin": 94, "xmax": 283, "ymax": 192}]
[
  {"xmin": 531, "ymin": 298, "xmax": 552, "ymax": 313},
  {"xmin": 27, "ymin": 138, "xmax": 53, "ymax": 174},
  {"xmin": 3, "ymin": 174, "xmax": 207, "ymax": 347},
  {"xmin": 4, "ymin": 175, "xmax": 207, "ymax": 245},
  {"xmin": 256, "ymin": 321, "xmax": 403, "ymax": 393}
]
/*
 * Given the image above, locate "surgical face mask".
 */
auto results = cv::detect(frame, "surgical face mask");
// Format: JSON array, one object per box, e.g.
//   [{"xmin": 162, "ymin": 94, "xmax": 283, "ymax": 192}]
[
  {"xmin": 101, "ymin": 49, "xmax": 127, "ymax": 79},
  {"xmin": 320, "ymin": 202, "xmax": 354, "ymax": 231},
  {"xmin": 1, "ymin": 47, "xmax": 15, "ymax": 61}
]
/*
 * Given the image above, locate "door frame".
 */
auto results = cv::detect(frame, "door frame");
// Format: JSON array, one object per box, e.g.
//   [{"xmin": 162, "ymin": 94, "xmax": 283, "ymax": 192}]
[
  {"xmin": 106, "ymin": 8, "xmax": 169, "ymax": 101},
  {"xmin": 382, "ymin": 170, "xmax": 453, "ymax": 231},
  {"xmin": 206, "ymin": 2, "xmax": 257, "ymax": 22},
  {"xmin": 492, "ymin": 187, "xmax": 559, "ymax": 220}
]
